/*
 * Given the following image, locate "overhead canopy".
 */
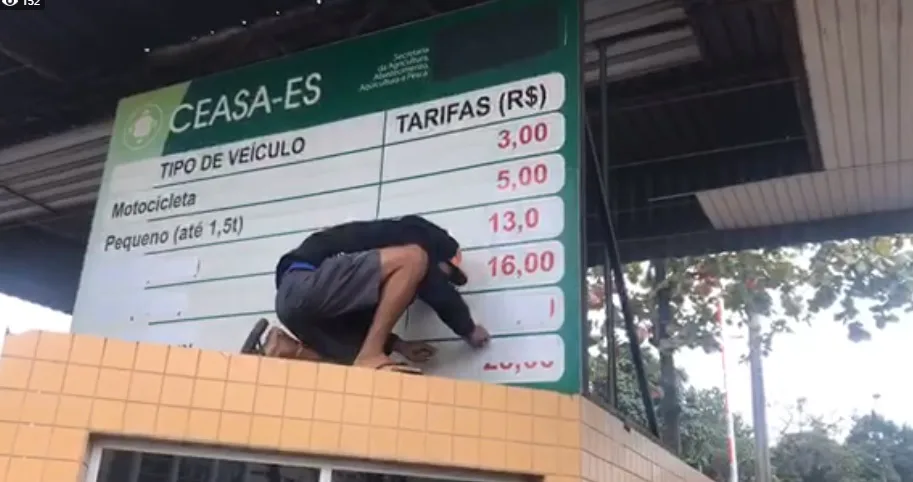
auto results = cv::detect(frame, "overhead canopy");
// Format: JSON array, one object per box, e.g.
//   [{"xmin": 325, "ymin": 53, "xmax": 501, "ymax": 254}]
[
  {"xmin": 698, "ymin": 0, "xmax": 913, "ymax": 231},
  {"xmin": 1, "ymin": 0, "xmax": 910, "ymax": 312}
]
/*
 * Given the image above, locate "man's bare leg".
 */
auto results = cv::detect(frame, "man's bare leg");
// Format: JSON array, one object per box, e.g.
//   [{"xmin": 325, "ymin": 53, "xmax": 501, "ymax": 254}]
[{"xmin": 353, "ymin": 244, "xmax": 428, "ymax": 368}]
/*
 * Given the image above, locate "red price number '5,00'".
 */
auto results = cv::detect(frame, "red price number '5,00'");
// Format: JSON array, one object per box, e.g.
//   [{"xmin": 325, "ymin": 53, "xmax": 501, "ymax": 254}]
[
  {"xmin": 488, "ymin": 250, "xmax": 556, "ymax": 278},
  {"xmin": 498, "ymin": 122, "xmax": 549, "ymax": 150},
  {"xmin": 497, "ymin": 163, "xmax": 549, "ymax": 191}
]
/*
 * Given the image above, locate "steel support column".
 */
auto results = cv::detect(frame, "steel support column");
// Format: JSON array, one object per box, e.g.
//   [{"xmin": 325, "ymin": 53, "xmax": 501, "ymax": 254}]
[
  {"xmin": 577, "ymin": 0, "xmax": 591, "ymax": 397},
  {"xmin": 588, "ymin": 41, "xmax": 659, "ymax": 435},
  {"xmin": 602, "ymin": 250, "xmax": 618, "ymax": 407}
]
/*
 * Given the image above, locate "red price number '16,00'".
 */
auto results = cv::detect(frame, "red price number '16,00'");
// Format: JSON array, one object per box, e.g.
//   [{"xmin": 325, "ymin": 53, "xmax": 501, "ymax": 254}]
[
  {"xmin": 489, "ymin": 207, "xmax": 540, "ymax": 233},
  {"xmin": 488, "ymin": 250, "xmax": 556, "ymax": 278},
  {"xmin": 497, "ymin": 163, "xmax": 549, "ymax": 191},
  {"xmin": 498, "ymin": 122, "xmax": 549, "ymax": 150}
]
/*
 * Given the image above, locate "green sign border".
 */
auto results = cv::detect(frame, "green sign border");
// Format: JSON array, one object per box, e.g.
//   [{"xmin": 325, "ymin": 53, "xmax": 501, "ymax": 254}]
[{"xmin": 88, "ymin": 0, "xmax": 583, "ymax": 394}]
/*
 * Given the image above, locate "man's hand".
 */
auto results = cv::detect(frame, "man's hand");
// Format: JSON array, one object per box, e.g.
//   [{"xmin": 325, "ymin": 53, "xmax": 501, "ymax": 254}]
[
  {"xmin": 466, "ymin": 325, "xmax": 490, "ymax": 348},
  {"xmin": 393, "ymin": 339, "xmax": 437, "ymax": 363}
]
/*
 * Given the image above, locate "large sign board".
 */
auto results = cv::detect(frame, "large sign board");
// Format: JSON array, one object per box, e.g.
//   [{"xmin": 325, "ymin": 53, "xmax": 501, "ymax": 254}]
[{"xmin": 73, "ymin": 0, "xmax": 583, "ymax": 393}]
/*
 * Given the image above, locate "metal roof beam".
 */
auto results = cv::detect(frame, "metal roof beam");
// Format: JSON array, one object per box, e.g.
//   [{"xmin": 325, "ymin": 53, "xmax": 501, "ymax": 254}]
[
  {"xmin": 0, "ymin": 121, "xmax": 111, "ymax": 166},
  {"xmin": 0, "ymin": 40, "xmax": 62, "ymax": 82},
  {"xmin": 591, "ymin": 76, "xmax": 797, "ymax": 114},
  {"xmin": 774, "ymin": 0, "xmax": 823, "ymax": 171},
  {"xmin": 0, "ymin": 182, "xmax": 88, "ymax": 245},
  {"xmin": 408, "ymin": 0, "xmax": 438, "ymax": 15},
  {"xmin": 147, "ymin": 0, "xmax": 361, "ymax": 68}
]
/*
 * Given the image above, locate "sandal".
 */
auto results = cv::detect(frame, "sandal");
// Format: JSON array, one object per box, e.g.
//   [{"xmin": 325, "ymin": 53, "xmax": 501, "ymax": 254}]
[
  {"xmin": 263, "ymin": 326, "xmax": 323, "ymax": 361},
  {"xmin": 376, "ymin": 361, "xmax": 423, "ymax": 375},
  {"xmin": 240, "ymin": 318, "xmax": 270, "ymax": 355}
]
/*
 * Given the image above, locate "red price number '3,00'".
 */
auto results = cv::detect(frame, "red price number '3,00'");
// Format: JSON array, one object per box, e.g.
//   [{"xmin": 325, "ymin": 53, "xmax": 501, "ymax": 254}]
[
  {"xmin": 497, "ymin": 163, "xmax": 548, "ymax": 191},
  {"xmin": 489, "ymin": 207, "xmax": 540, "ymax": 233},
  {"xmin": 488, "ymin": 250, "xmax": 556, "ymax": 278},
  {"xmin": 498, "ymin": 122, "xmax": 549, "ymax": 150}
]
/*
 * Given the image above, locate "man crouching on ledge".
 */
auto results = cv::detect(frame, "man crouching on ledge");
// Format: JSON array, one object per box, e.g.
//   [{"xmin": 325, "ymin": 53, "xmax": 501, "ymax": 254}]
[{"xmin": 274, "ymin": 215, "xmax": 490, "ymax": 374}]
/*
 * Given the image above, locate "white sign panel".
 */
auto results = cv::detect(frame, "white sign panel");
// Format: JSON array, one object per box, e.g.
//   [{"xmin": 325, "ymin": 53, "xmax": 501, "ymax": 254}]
[{"xmin": 73, "ymin": 1, "xmax": 582, "ymax": 393}]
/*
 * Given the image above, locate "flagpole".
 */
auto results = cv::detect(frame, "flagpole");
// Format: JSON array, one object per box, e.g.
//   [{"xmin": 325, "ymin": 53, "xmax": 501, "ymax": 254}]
[{"xmin": 716, "ymin": 296, "xmax": 739, "ymax": 482}]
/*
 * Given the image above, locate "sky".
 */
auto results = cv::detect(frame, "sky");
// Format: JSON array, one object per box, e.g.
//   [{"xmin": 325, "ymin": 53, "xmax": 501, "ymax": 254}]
[
  {"xmin": 1, "ymin": 291, "xmax": 909, "ymax": 436},
  {"xmin": 678, "ymin": 318, "xmax": 913, "ymax": 435},
  {"xmin": 0, "ymin": 293, "xmax": 72, "ymax": 338}
]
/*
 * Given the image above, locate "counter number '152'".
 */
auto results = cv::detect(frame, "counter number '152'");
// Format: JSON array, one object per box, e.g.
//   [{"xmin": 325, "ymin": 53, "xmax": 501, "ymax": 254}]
[{"xmin": 1, "ymin": 0, "xmax": 44, "ymax": 9}]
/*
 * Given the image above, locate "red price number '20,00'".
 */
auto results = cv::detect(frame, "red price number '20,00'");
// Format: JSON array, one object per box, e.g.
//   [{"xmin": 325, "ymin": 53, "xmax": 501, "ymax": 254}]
[
  {"xmin": 497, "ymin": 163, "xmax": 548, "ymax": 191},
  {"xmin": 498, "ymin": 122, "xmax": 549, "ymax": 150},
  {"xmin": 489, "ymin": 207, "xmax": 540, "ymax": 233},
  {"xmin": 488, "ymin": 250, "xmax": 556, "ymax": 278}
]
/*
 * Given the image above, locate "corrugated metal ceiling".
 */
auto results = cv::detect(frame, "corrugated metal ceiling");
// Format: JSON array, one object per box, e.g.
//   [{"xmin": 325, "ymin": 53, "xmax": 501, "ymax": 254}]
[
  {"xmin": 0, "ymin": 123, "xmax": 109, "ymax": 225},
  {"xmin": 698, "ymin": 163, "xmax": 913, "ymax": 229},
  {"xmin": 583, "ymin": 0, "xmax": 701, "ymax": 83},
  {"xmin": 0, "ymin": 0, "xmax": 701, "ymax": 231},
  {"xmin": 699, "ymin": 0, "xmax": 913, "ymax": 231}
]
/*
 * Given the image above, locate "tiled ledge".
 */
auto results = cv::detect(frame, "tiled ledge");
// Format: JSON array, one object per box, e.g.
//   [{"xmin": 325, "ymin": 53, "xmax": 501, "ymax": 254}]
[{"xmin": 0, "ymin": 331, "xmax": 711, "ymax": 482}]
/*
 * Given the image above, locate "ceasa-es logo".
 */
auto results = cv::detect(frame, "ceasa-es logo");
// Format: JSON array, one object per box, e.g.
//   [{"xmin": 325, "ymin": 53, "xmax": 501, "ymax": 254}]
[{"xmin": 122, "ymin": 104, "xmax": 165, "ymax": 151}]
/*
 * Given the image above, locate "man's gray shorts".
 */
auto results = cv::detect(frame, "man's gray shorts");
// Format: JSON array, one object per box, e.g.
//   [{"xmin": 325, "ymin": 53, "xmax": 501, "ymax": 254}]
[{"xmin": 275, "ymin": 250, "xmax": 382, "ymax": 326}]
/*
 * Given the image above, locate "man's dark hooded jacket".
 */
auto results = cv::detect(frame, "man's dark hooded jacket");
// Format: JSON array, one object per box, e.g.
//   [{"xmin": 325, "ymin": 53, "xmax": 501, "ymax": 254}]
[{"xmin": 275, "ymin": 215, "xmax": 474, "ymax": 362}]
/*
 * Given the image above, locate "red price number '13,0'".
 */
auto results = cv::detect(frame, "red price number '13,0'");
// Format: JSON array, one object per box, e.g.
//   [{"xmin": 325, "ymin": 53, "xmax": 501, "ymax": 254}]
[
  {"xmin": 497, "ymin": 163, "xmax": 549, "ymax": 191},
  {"xmin": 488, "ymin": 250, "xmax": 556, "ymax": 278},
  {"xmin": 498, "ymin": 122, "xmax": 549, "ymax": 150},
  {"xmin": 489, "ymin": 207, "xmax": 540, "ymax": 233}
]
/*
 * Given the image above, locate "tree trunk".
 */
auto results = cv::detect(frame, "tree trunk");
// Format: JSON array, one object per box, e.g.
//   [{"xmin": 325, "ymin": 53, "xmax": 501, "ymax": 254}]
[
  {"xmin": 653, "ymin": 259, "xmax": 682, "ymax": 453},
  {"xmin": 659, "ymin": 348, "xmax": 681, "ymax": 453}
]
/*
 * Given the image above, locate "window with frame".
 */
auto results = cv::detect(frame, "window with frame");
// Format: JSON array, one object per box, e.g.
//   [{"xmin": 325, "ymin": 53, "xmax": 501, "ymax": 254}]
[{"xmin": 87, "ymin": 441, "xmax": 525, "ymax": 482}]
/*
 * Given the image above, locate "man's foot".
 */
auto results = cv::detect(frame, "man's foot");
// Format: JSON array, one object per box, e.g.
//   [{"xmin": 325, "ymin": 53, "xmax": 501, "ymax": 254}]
[
  {"xmin": 263, "ymin": 327, "xmax": 323, "ymax": 361},
  {"xmin": 393, "ymin": 339, "xmax": 437, "ymax": 363},
  {"xmin": 354, "ymin": 354, "xmax": 423, "ymax": 374}
]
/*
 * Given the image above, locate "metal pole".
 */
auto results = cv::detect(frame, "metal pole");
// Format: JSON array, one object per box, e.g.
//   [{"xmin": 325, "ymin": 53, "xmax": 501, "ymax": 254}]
[
  {"xmin": 594, "ymin": 41, "xmax": 659, "ymax": 436},
  {"xmin": 748, "ymin": 311, "xmax": 772, "ymax": 482},
  {"xmin": 716, "ymin": 297, "xmax": 739, "ymax": 482},
  {"xmin": 167, "ymin": 456, "xmax": 180, "ymax": 482},
  {"xmin": 577, "ymin": 0, "xmax": 591, "ymax": 398},
  {"xmin": 654, "ymin": 259, "xmax": 680, "ymax": 452},
  {"xmin": 126, "ymin": 452, "xmax": 143, "ymax": 482},
  {"xmin": 603, "ymin": 249, "xmax": 617, "ymax": 408},
  {"xmin": 207, "ymin": 460, "xmax": 220, "ymax": 482}
]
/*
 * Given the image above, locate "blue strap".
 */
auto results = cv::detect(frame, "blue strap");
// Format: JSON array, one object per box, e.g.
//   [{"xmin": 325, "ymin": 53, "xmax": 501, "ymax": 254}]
[{"xmin": 285, "ymin": 261, "xmax": 317, "ymax": 277}]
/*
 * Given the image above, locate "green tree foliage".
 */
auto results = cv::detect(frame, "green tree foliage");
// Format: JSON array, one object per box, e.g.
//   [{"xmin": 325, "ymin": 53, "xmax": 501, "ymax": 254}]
[
  {"xmin": 590, "ymin": 339, "xmax": 756, "ymax": 481},
  {"xmin": 769, "ymin": 409, "xmax": 913, "ymax": 482},
  {"xmin": 678, "ymin": 387, "xmax": 756, "ymax": 482},
  {"xmin": 772, "ymin": 428, "xmax": 863, "ymax": 482},
  {"xmin": 590, "ymin": 236, "xmax": 913, "ymax": 353},
  {"xmin": 586, "ymin": 235, "xmax": 913, "ymax": 452},
  {"xmin": 844, "ymin": 413, "xmax": 913, "ymax": 482},
  {"xmin": 594, "ymin": 345, "xmax": 913, "ymax": 482},
  {"xmin": 806, "ymin": 238, "xmax": 913, "ymax": 341}
]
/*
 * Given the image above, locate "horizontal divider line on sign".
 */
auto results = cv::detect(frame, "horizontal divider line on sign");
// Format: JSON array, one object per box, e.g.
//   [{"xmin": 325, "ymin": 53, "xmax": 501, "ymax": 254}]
[
  {"xmin": 381, "ymin": 108, "xmax": 561, "ymax": 149},
  {"xmin": 145, "ymin": 150, "xmax": 562, "ymax": 224},
  {"xmin": 148, "ymin": 310, "xmax": 273, "ymax": 326},
  {"xmin": 152, "ymin": 108, "xmax": 561, "ymax": 191},
  {"xmin": 143, "ymin": 192, "xmax": 558, "ymax": 256},
  {"xmin": 378, "ymin": 154, "xmax": 552, "ymax": 188},
  {"xmin": 147, "ymin": 281, "xmax": 561, "ymax": 326},
  {"xmin": 142, "ymin": 237, "xmax": 558, "ymax": 290},
  {"xmin": 408, "ymin": 329, "xmax": 560, "ymax": 344},
  {"xmin": 146, "ymin": 181, "xmax": 378, "ymax": 223},
  {"xmin": 152, "ymin": 144, "xmax": 381, "ymax": 190},
  {"xmin": 144, "ymin": 228, "xmax": 317, "ymax": 256}
]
